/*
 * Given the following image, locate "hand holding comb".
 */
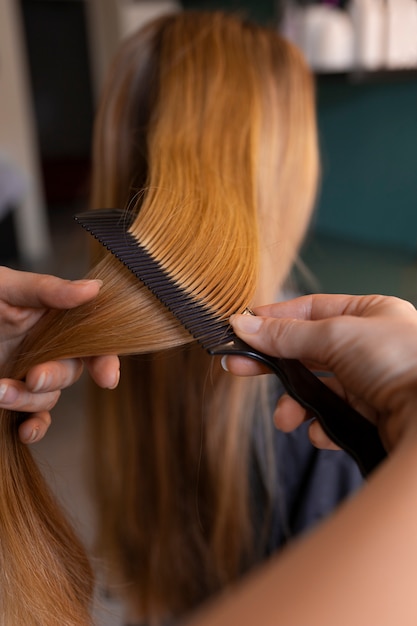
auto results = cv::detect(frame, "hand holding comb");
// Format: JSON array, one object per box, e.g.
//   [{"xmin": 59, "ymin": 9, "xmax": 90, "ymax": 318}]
[{"xmin": 75, "ymin": 209, "xmax": 387, "ymax": 477}]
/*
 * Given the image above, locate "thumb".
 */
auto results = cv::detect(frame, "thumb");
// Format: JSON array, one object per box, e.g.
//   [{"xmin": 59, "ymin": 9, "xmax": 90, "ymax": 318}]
[{"xmin": 230, "ymin": 313, "xmax": 335, "ymax": 366}]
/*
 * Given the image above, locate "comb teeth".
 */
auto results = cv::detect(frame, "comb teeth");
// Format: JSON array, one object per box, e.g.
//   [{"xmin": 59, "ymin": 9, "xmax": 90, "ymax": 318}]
[{"xmin": 74, "ymin": 209, "xmax": 235, "ymax": 350}]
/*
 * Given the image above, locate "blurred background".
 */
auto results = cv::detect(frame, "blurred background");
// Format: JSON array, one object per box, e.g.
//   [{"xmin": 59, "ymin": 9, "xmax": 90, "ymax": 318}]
[{"xmin": 1, "ymin": 2, "xmax": 416, "ymax": 623}]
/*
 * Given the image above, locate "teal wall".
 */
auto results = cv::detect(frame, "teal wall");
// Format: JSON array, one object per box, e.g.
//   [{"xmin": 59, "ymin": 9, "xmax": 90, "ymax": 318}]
[{"xmin": 314, "ymin": 76, "xmax": 417, "ymax": 253}]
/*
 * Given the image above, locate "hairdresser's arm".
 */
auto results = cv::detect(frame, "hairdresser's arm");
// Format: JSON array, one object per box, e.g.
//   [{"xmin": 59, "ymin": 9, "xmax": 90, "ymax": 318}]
[
  {"xmin": 0, "ymin": 267, "xmax": 120, "ymax": 444},
  {"xmin": 188, "ymin": 294, "xmax": 417, "ymax": 626}
]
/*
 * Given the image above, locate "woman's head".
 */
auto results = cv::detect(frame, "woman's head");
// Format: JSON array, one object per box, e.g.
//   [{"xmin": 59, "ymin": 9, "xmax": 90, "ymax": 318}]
[
  {"xmin": 86, "ymin": 12, "xmax": 320, "ymax": 619},
  {"xmin": 92, "ymin": 11, "xmax": 319, "ymax": 311}
]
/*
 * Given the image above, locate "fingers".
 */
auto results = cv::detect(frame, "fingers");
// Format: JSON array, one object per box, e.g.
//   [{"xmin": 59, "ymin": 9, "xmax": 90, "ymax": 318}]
[
  {"xmin": 273, "ymin": 394, "xmax": 307, "ymax": 432},
  {"xmin": 221, "ymin": 354, "xmax": 268, "ymax": 376},
  {"xmin": 2, "ymin": 360, "xmax": 81, "ymax": 446},
  {"xmin": 25, "ymin": 359, "xmax": 84, "ymax": 393},
  {"xmin": 0, "ymin": 378, "xmax": 60, "ymax": 414},
  {"xmin": 18, "ymin": 412, "xmax": 52, "ymax": 444},
  {"xmin": 274, "ymin": 394, "xmax": 341, "ymax": 450},
  {"xmin": 308, "ymin": 420, "xmax": 341, "ymax": 451},
  {"xmin": 25, "ymin": 356, "xmax": 120, "ymax": 394},
  {"xmin": 252, "ymin": 293, "xmax": 407, "ymax": 322},
  {"xmin": 8, "ymin": 356, "xmax": 119, "ymax": 445},
  {"xmin": 38, "ymin": 278, "xmax": 103, "ymax": 309},
  {"xmin": 223, "ymin": 342, "xmax": 344, "ymax": 452},
  {"xmin": 84, "ymin": 355, "xmax": 120, "ymax": 389},
  {"xmin": 0, "ymin": 266, "xmax": 103, "ymax": 310},
  {"xmin": 229, "ymin": 309, "xmax": 370, "ymax": 370},
  {"xmin": 250, "ymin": 294, "xmax": 356, "ymax": 322},
  {"xmin": 230, "ymin": 312, "xmax": 333, "ymax": 364}
]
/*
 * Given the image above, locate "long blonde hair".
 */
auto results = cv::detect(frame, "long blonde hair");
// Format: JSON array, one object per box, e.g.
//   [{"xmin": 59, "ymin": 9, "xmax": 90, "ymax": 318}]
[
  {"xmin": 89, "ymin": 11, "xmax": 318, "ymax": 623},
  {"xmin": 0, "ymin": 11, "xmax": 318, "ymax": 625}
]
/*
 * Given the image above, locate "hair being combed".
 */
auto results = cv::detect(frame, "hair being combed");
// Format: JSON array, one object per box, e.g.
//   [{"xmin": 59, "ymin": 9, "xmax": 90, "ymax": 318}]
[
  {"xmin": 0, "ymin": 11, "xmax": 318, "ymax": 625},
  {"xmin": 89, "ymin": 11, "xmax": 318, "ymax": 623}
]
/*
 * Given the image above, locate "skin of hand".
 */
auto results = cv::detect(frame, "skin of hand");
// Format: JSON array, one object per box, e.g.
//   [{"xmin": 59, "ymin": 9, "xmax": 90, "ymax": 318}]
[
  {"xmin": 225, "ymin": 293, "xmax": 417, "ymax": 452},
  {"xmin": 0, "ymin": 267, "xmax": 120, "ymax": 444}
]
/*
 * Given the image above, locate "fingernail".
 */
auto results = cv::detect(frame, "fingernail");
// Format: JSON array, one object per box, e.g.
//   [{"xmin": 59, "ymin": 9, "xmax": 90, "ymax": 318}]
[
  {"xmin": 32, "ymin": 372, "xmax": 53, "ymax": 392},
  {"xmin": 108, "ymin": 368, "xmax": 120, "ymax": 390},
  {"xmin": 0, "ymin": 384, "xmax": 7, "ymax": 401},
  {"xmin": 32, "ymin": 371, "xmax": 48, "ymax": 393},
  {"xmin": 28, "ymin": 428, "xmax": 40, "ymax": 444},
  {"xmin": 221, "ymin": 356, "xmax": 229, "ymax": 372},
  {"xmin": 0, "ymin": 383, "xmax": 18, "ymax": 404},
  {"xmin": 231, "ymin": 314, "xmax": 262, "ymax": 334}
]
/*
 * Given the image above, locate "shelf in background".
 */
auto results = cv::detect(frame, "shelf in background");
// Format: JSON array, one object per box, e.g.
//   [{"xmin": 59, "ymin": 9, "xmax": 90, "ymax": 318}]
[{"xmin": 316, "ymin": 68, "xmax": 417, "ymax": 84}]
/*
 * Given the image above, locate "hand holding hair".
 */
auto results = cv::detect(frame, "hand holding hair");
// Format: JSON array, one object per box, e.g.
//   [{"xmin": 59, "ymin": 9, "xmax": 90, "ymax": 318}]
[
  {"xmin": 0, "ymin": 266, "xmax": 120, "ymax": 444},
  {"xmin": 228, "ymin": 293, "xmax": 417, "ymax": 452}
]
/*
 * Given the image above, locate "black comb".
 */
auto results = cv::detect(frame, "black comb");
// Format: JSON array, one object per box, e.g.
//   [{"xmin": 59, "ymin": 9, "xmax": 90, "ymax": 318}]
[{"xmin": 75, "ymin": 209, "xmax": 386, "ymax": 477}]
